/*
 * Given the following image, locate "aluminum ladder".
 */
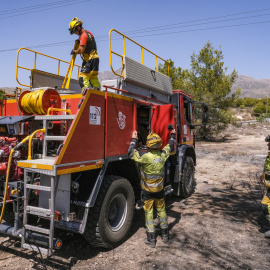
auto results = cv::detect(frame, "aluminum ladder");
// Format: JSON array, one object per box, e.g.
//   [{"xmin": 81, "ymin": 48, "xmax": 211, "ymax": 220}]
[
  {"xmin": 21, "ymin": 172, "xmax": 59, "ymax": 256},
  {"xmin": 21, "ymin": 114, "xmax": 75, "ymax": 255}
]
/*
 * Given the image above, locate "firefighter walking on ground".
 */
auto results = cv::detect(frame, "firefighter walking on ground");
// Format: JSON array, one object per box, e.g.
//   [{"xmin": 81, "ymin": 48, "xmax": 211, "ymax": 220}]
[
  {"xmin": 128, "ymin": 129, "xmax": 176, "ymax": 247},
  {"xmin": 68, "ymin": 17, "xmax": 101, "ymax": 91},
  {"xmin": 260, "ymin": 135, "xmax": 270, "ymax": 238}
]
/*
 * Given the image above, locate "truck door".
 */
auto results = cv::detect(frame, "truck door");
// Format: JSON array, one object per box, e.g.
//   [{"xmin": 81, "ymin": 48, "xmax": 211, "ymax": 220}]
[
  {"xmin": 150, "ymin": 104, "xmax": 175, "ymax": 148},
  {"xmin": 180, "ymin": 96, "xmax": 194, "ymax": 146}
]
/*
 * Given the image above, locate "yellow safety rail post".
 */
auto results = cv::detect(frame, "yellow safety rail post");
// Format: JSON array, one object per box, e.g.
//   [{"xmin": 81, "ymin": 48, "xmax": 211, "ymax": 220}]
[
  {"xmin": 28, "ymin": 129, "xmax": 46, "ymax": 160},
  {"xmin": 47, "ymin": 108, "xmax": 72, "ymax": 115},
  {"xmin": 109, "ymin": 29, "xmax": 170, "ymax": 78},
  {"xmin": 62, "ymin": 40, "xmax": 80, "ymax": 89},
  {"xmin": 16, "ymin": 48, "xmax": 81, "ymax": 88}
]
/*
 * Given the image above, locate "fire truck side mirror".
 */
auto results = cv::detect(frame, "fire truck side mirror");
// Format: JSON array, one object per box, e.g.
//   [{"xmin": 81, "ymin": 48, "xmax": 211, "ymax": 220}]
[{"xmin": 202, "ymin": 103, "xmax": 208, "ymax": 125}]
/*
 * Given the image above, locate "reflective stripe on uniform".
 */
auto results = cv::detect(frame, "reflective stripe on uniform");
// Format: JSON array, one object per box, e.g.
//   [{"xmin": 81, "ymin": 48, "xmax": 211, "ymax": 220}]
[
  {"xmin": 146, "ymin": 220, "xmax": 155, "ymax": 226},
  {"xmin": 160, "ymin": 223, "xmax": 168, "ymax": 229},
  {"xmin": 159, "ymin": 215, "xmax": 168, "ymax": 229},
  {"xmin": 141, "ymin": 170, "xmax": 164, "ymax": 180},
  {"xmin": 140, "ymin": 170, "xmax": 164, "ymax": 193},
  {"xmin": 141, "ymin": 182, "xmax": 163, "ymax": 193},
  {"xmin": 140, "ymin": 180, "xmax": 163, "ymax": 188},
  {"xmin": 147, "ymin": 227, "xmax": 155, "ymax": 232},
  {"xmin": 144, "ymin": 206, "xmax": 155, "ymax": 232}
]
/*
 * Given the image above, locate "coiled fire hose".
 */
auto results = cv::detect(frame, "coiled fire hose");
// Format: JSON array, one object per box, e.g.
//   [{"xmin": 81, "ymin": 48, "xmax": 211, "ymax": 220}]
[
  {"xmin": 0, "ymin": 128, "xmax": 45, "ymax": 224},
  {"xmin": 20, "ymin": 89, "xmax": 47, "ymax": 115}
]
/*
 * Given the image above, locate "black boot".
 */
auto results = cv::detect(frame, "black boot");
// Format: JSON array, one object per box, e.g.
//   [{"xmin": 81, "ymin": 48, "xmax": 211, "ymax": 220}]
[
  {"xmin": 161, "ymin": 228, "xmax": 169, "ymax": 243},
  {"xmin": 145, "ymin": 231, "xmax": 156, "ymax": 248}
]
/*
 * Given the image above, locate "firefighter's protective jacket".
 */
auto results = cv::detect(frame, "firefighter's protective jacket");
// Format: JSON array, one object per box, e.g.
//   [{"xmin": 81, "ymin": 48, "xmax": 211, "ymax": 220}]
[
  {"xmin": 128, "ymin": 134, "xmax": 175, "ymax": 193},
  {"xmin": 262, "ymin": 154, "xmax": 270, "ymax": 205}
]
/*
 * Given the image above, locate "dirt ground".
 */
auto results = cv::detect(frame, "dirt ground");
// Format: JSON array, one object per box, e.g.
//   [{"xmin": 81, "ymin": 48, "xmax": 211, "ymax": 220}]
[{"xmin": 1, "ymin": 122, "xmax": 270, "ymax": 270}]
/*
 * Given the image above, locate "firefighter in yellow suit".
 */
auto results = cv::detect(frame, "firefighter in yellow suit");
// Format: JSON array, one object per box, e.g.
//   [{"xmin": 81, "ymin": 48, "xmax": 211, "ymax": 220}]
[
  {"xmin": 260, "ymin": 135, "xmax": 270, "ymax": 238},
  {"xmin": 68, "ymin": 17, "xmax": 101, "ymax": 91},
  {"xmin": 128, "ymin": 129, "xmax": 176, "ymax": 247}
]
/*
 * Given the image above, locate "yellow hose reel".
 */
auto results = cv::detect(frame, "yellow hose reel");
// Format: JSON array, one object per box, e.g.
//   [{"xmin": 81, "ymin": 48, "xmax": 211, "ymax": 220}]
[{"xmin": 19, "ymin": 88, "xmax": 61, "ymax": 115}]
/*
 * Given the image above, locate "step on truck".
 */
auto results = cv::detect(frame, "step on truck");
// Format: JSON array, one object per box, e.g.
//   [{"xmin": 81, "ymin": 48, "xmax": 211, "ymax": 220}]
[{"xmin": 0, "ymin": 29, "xmax": 208, "ymax": 255}]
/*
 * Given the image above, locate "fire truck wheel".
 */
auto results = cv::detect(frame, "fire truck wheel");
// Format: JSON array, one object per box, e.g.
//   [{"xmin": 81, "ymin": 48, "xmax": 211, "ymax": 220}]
[
  {"xmin": 84, "ymin": 175, "xmax": 135, "ymax": 248},
  {"xmin": 0, "ymin": 202, "xmax": 14, "ymax": 225},
  {"xmin": 180, "ymin": 156, "xmax": 195, "ymax": 198}
]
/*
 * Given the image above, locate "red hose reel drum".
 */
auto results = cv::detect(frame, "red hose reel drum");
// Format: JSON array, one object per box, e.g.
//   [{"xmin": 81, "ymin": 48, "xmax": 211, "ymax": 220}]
[{"xmin": 18, "ymin": 88, "xmax": 61, "ymax": 115}]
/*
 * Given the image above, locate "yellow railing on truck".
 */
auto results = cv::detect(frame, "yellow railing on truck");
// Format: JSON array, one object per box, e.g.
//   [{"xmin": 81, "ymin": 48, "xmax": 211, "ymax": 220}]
[
  {"xmin": 109, "ymin": 29, "xmax": 170, "ymax": 78},
  {"xmin": 16, "ymin": 48, "xmax": 81, "ymax": 88}
]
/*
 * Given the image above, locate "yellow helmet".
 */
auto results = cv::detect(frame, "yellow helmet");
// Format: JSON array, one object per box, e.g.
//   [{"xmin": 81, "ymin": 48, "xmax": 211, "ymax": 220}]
[
  {"xmin": 69, "ymin": 17, "xmax": 83, "ymax": 35},
  {"xmin": 146, "ymin": 132, "xmax": 162, "ymax": 149}
]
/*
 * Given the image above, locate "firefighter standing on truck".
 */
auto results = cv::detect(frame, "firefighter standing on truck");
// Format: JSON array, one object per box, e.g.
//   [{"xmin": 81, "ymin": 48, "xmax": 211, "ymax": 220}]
[
  {"xmin": 260, "ymin": 135, "xmax": 270, "ymax": 238},
  {"xmin": 128, "ymin": 129, "xmax": 176, "ymax": 248},
  {"xmin": 68, "ymin": 17, "xmax": 101, "ymax": 91}
]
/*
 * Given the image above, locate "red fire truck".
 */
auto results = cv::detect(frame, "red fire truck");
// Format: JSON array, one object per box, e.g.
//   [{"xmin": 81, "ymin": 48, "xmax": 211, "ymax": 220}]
[{"xmin": 0, "ymin": 29, "xmax": 207, "ymax": 255}]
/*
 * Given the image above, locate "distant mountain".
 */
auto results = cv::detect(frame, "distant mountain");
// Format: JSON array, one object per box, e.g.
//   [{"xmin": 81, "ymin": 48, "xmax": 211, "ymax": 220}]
[
  {"xmin": 1, "ymin": 73, "xmax": 270, "ymax": 99},
  {"xmin": 231, "ymin": 75, "xmax": 270, "ymax": 98},
  {"xmin": 1, "ymin": 87, "xmax": 18, "ymax": 95},
  {"xmin": 98, "ymin": 70, "xmax": 119, "ymax": 82}
]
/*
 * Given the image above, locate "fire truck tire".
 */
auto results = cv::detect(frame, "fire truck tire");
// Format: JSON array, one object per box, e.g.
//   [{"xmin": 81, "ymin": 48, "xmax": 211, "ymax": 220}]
[
  {"xmin": 84, "ymin": 175, "xmax": 135, "ymax": 248},
  {"xmin": 0, "ymin": 203, "xmax": 14, "ymax": 225},
  {"xmin": 180, "ymin": 156, "xmax": 195, "ymax": 198}
]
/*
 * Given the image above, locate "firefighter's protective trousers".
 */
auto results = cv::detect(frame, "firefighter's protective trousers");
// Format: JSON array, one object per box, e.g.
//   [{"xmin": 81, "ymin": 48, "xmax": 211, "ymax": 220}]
[
  {"xmin": 128, "ymin": 135, "xmax": 175, "ymax": 232},
  {"xmin": 262, "ymin": 154, "xmax": 270, "ymax": 220},
  {"xmin": 79, "ymin": 50, "xmax": 101, "ymax": 90},
  {"xmin": 142, "ymin": 190, "xmax": 167, "ymax": 232}
]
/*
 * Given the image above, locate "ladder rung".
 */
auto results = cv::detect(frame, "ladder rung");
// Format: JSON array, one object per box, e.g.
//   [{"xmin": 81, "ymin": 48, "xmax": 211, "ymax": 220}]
[
  {"xmin": 26, "ymin": 206, "xmax": 51, "ymax": 217},
  {"xmin": 22, "ymin": 243, "xmax": 51, "ymax": 256},
  {"xmin": 26, "ymin": 184, "xmax": 51, "ymax": 192},
  {"xmin": 25, "ymin": 224, "xmax": 50, "ymax": 235},
  {"xmin": 44, "ymin": 136, "xmax": 66, "ymax": 141}
]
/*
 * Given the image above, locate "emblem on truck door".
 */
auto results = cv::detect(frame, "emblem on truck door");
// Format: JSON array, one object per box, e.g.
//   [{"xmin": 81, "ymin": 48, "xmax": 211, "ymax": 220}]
[
  {"xmin": 89, "ymin": 106, "xmax": 101, "ymax": 125},
  {"xmin": 117, "ymin": 111, "xmax": 126, "ymax": 129}
]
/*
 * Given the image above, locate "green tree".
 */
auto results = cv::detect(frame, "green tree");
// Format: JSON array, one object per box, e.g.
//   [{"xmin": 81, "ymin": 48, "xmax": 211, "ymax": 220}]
[
  {"xmin": 0, "ymin": 89, "xmax": 6, "ymax": 101},
  {"xmin": 187, "ymin": 42, "xmax": 240, "ymax": 139},
  {"xmin": 158, "ymin": 59, "xmax": 189, "ymax": 90},
  {"xmin": 159, "ymin": 42, "xmax": 240, "ymax": 139},
  {"xmin": 253, "ymin": 102, "xmax": 270, "ymax": 114},
  {"xmin": 242, "ymin": 97, "xmax": 257, "ymax": 107},
  {"xmin": 234, "ymin": 98, "xmax": 243, "ymax": 107}
]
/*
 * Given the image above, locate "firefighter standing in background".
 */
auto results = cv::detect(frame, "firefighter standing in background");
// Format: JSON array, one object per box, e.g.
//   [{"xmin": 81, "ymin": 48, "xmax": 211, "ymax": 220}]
[
  {"xmin": 260, "ymin": 135, "xmax": 270, "ymax": 238},
  {"xmin": 68, "ymin": 17, "xmax": 101, "ymax": 91},
  {"xmin": 128, "ymin": 129, "xmax": 176, "ymax": 248}
]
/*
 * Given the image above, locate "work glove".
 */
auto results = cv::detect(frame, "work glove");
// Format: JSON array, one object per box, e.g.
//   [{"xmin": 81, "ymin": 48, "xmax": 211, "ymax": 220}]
[{"xmin": 70, "ymin": 49, "xmax": 76, "ymax": 55}]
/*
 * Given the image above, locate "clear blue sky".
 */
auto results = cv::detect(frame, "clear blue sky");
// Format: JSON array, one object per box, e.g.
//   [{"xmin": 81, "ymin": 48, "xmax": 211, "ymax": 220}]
[{"xmin": 1, "ymin": 0, "xmax": 270, "ymax": 87}]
